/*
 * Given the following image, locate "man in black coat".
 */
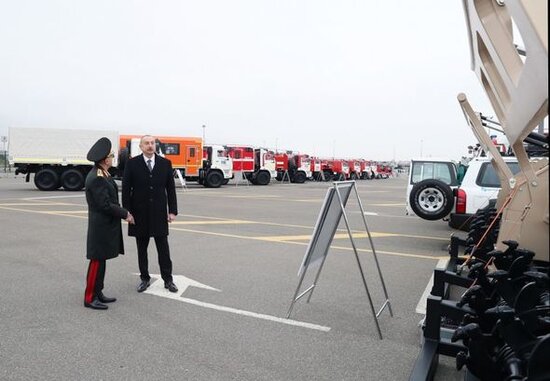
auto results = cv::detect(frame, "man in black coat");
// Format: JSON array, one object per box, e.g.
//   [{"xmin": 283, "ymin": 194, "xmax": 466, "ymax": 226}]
[
  {"xmin": 85, "ymin": 137, "xmax": 134, "ymax": 310},
  {"xmin": 122, "ymin": 135, "xmax": 179, "ymax": 293}
]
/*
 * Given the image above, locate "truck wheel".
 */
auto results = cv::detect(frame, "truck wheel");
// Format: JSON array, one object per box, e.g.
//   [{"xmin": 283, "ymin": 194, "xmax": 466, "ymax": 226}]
[
  {"xmin": 34, "ymin": 169, "xmax": 60, "ymax": 191},
  {"xmin": 294, "ymin": 171, "xmax": 306, "ymax": 184},
  {"xmin": 256, "ymin": 171, "xmax": 270, "ymax": 185},
  {"xmin": 323, "ymin": 171, "xmax": 333, "ymax": 181},
  {"xmin": 205, "ymin": 171, "xmax": 223, "ymax": 188},
  {"xmin": 222, "ymin": 179, "xmax": 229, "ymax": 185},
  {"xmin": 409, "ymin": 179, "xmax": 454, "ymax": 221},
  {"xmin": 276, "ymin": 172, "xmax": 283, "ymax": 181},
  {"xmin": 61, "ymin": 169, "xmax": 85, "ymax": 191}
]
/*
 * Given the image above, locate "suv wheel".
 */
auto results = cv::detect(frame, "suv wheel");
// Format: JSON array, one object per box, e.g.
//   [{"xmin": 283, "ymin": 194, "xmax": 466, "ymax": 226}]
[{"xmin": 409, "ymin": 179, "xmax": 454, "ymax": 220}]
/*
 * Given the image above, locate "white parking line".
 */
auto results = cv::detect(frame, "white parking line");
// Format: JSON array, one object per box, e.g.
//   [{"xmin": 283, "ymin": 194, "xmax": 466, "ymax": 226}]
[
  {"xmin": 23, "ymin": 194, "xmax": 86, "ymax": 200},
  {"xmin": 178, "ymin": 297, "xmax": 331, "ymax": 332}
]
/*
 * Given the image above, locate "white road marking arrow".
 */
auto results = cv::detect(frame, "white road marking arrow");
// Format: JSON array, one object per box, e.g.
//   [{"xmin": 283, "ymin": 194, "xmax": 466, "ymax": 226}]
[
  {"xmin": 143, "ymin": 274, "xmax": 221, "ymax": 295},
  {"xmin": 140, "ymin": 274, "xmax": 330, "ymax": 332}
]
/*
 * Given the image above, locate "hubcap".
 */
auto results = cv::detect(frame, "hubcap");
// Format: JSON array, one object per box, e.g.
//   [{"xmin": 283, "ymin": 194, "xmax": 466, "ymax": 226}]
[{"xmin": 418, "ymin": 188, "xmax": 444, "ymax": 213}]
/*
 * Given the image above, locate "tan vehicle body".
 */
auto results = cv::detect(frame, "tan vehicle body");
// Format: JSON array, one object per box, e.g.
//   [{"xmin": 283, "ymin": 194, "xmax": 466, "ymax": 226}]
[{"xmin": 459, "ymin": 0, "xmax": 548, "ymax": 261}]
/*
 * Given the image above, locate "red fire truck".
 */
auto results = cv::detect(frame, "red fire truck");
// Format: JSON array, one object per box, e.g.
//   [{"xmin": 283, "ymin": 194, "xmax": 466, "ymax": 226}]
[
  {"xmin": 225, "ymin": 145, "xmax": 277, "ymax": 185},
  {"xmin": 321, "ymin": 159, "xmax": 349, "ymax": 181},
  {"xmin": 275, "ymin": 152, "xmax": 312, "ymax": 183},
  {"xmin": 347, "ymin": 159, "xmax": 362, "ymax": 180},
  {"xmin": 360, "ymin": 160, "xmax": 373, "ymax": 179},
  {"xmin": 376, "ymin": 164, "xmax": 393, "ymax": 178}
]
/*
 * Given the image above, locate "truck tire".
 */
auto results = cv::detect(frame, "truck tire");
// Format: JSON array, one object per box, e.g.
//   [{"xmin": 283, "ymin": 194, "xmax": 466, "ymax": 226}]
[
  {"xmin": 255, "ymin": 171, "xmax": 270, "ymax": 185},
  {"xmin": 222, "ymin": 179, "xmax": 229, "ymax": 185},
  {"xmin": 293, "ymin": 171, "xmax": 307, "ymax": 184},
  {"xmin": 323, "ymin": 171, "xmax": 333, "ymax": 181},
  {"xmin": 205, "ymin": 171, "xmax": 223, "ymax": 188},
  {"xmin": 409, "ymin": 179, "xmax": 454, "ymax": 221},
  {"xmin": 61, "ymin": 169, "xmax": 85, "ymax": 191},
  {"xmin": 34, "ymin": 169, "xmax": 60, "ymax": 191}
]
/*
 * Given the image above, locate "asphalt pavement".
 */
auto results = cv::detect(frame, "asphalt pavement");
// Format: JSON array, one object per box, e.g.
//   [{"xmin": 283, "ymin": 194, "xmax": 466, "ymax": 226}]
[{"xmin": 0, "ymin": 174, "xmax": 461, "ymax": 380}]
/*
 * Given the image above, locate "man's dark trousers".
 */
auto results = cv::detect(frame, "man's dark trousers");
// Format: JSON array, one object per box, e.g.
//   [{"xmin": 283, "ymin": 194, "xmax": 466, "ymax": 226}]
[{"xmin": 136, "ymin": 236, "xmax": 173, "ymax": 283}]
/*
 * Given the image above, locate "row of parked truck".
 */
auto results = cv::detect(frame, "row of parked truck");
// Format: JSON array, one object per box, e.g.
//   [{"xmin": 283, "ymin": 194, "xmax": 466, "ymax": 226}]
[{"xmin": 7, "ymin": 127, "xmax": 394, "ymax": 191}]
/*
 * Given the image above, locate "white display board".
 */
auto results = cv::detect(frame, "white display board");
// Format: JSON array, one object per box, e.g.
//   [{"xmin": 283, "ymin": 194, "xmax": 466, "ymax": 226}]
[{"xmin": 297, "ymin": 182, "xmax": 353, "ymax": 277}]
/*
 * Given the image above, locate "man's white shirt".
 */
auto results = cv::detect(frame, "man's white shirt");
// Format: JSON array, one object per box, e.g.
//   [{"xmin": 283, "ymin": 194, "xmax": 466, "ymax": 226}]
[{"xmin": 143, "ymin": 154, "xmax": 155, "ymax": 170}]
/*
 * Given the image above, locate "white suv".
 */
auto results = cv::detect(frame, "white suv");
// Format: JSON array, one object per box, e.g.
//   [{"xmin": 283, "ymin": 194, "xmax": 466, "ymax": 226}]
[{"xmin": 406, "ymin": 157, "xmax": 520, "ymax": 230}]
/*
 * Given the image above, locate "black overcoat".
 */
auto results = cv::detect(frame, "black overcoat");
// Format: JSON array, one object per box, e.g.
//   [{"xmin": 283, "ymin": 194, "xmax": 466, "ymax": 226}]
[
  {"xmin": 85, "ymin": 167, "xmax": 128, "ymax": 260},
  {"xmin": 122, "ymin": 154, "xmax": 178, "ymax": 237}
]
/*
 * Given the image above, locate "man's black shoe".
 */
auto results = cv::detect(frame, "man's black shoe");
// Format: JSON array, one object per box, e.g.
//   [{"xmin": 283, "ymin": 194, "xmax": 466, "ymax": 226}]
[
  {"xmin": 84, "ymin": 299, "xmax": 108, "ymax": 310},
  {"xmin": 137, "ymin": 280, "xmax": 150, "ymax": 293},
  {"xmin": 97, "ymin": 292, "xmax": 116, "ymax": 303},
  {"xmin": 164, "ymin": 281, "xmax": 178, "ymax": 293}
]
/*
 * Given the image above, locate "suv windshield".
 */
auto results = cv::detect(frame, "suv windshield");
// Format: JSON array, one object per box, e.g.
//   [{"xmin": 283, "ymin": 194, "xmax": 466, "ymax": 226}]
[
  {"xmin": 476, "ymin": 162, "xmax": 521, "ymax": 187},
  {"xmin": 411, "ymin": 161, "xmax": 458, "ymax": 185}
]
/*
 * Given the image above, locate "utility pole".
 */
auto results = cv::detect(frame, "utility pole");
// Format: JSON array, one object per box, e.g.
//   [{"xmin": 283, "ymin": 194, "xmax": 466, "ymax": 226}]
[{"xmin": 202, "ymin": 125, "xmax": 206, "ymax": 144}]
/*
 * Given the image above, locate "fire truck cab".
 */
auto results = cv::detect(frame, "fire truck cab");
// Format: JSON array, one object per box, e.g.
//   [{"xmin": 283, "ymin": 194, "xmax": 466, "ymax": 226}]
[
  {"xmin": 376, "ymin": 164, "xmax": 392, "ymax": 179},
  {"xmin": 310, "ymin": 157, "xmax": 322, "ymax": 180},
  {"xmin": 348, "ymin": 160, "xmax": 362, "ymax": 180},
  {"xmin": 359, "ymin": 160, "xmax": 373, "ymax": 179},
  {"xmin": 225, "ymin": 145, "xmax": 276, "ymax": 185},
  {"xmin": 323, "ymin": 159, "xmax": 349, "ymax": 181},
  {"xmin": 275, "ymin": 152, "xmax": 311, "ymax": 183},
  {"xmin": 200, "ymin": 145, "xmax": 233, "ymax": 187}
]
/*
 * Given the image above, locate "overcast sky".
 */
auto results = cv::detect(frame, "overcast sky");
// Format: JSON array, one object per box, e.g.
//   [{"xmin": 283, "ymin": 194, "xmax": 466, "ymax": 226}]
[{"xmin": 0, "ymin": 1, "xmax": 497, "ymax": 160}]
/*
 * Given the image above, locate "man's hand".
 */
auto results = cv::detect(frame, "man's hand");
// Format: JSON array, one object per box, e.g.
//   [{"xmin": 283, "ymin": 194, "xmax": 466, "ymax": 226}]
[
  {"xmin": 126, "ymin": 212, "xmax": 135, "ymax": 225},
  {"xmin": 168, "ymin": 213, "xmax": 176, "ymax": 223}
]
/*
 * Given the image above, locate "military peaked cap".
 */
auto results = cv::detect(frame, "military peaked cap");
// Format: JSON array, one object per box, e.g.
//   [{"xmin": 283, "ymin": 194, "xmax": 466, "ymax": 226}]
[{"xmin": 87, "ymin": 137, "xmax": 112, "ymax": 162}]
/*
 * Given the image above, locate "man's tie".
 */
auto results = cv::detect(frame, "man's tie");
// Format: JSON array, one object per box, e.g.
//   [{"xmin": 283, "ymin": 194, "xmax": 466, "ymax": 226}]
[{"xmin": 147, "ymin": 159, "xmax": 153, "ymax": 172}]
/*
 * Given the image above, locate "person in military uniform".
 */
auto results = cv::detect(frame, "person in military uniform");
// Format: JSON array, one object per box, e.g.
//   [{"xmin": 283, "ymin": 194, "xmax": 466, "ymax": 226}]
[
  {"xmin": 122, "ymin": 135, "xmax": 179, "ymax": 293},
  {"xmin": 84, "ymin": 137, "xmax": 135, "ymax": 310}
]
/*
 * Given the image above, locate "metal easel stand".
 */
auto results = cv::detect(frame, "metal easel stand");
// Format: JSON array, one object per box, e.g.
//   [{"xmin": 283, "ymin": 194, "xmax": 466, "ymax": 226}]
[
  {"xmin": 286, "ymin": 180, "xmax": 392, "ymax": 339},
  {"xmin": 281, "ymin": 170, "xmax": 291, "ymax": 183},
  {"xmin": 174, "ymin": 169, "xmax": 188, "ymax": 191},
  {"xmin": 234, "ymin": 170, "xmax": 249, "ymax": 187},
  {"xmin": 336, "ymin": 180, "xmax": 393, "ymax": 338}
]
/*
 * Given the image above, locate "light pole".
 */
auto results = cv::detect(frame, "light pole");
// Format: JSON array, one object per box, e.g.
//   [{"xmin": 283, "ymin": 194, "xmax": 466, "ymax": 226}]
[
  {"xmin": 1, "ymin": 136, "xmax": 6, "ymax": 172},
  {"xmin": 202, "ymin": 124, "xmax": 206, "ymax": 144}
]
